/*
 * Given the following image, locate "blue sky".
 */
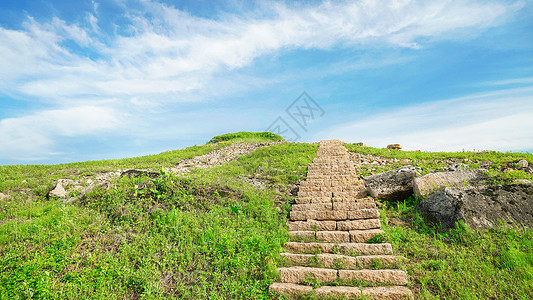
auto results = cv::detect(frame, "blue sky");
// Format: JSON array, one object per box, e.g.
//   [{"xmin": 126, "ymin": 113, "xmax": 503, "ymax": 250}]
[{"xmin": 1, "ymin": 0, "xmax": 532, "ymax": 165}]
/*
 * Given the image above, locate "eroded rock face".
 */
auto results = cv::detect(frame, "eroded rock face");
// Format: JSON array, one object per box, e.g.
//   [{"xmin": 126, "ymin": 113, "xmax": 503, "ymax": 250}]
[
  {"xmin": 416, "ymin": 184, "xmax": 533, "ymax": 230},
  {"xmin": 363, "ymin": 166, "xmax": 416, "ymax": 201},
  {"xmin": 413, "ymin": 169, "xmax": 488, "ymax": 198}
]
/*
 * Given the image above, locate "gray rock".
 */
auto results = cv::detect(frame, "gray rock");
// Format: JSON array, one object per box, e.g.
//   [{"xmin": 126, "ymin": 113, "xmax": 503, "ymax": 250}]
[
  {"xmin": 414, "ymin": 169, "xmax": 488, "ymax": 198},
  {"xmin": 48, "ymin": 181, "xmax": 67, "ymax": 198},
  {"xmin": 518, "ymin": 159, "xmax": 529, "ymax": 168},
  {"xmin": 363, "ymin": 165, "xmax": 416, "ymax": 201},
  {"xmin": 416, "ymin": 184, "xmax": 533, "ymax": 230},
  {"xmin": 355, "ymin": 142, "xmax": 366, "ymax": 146}
]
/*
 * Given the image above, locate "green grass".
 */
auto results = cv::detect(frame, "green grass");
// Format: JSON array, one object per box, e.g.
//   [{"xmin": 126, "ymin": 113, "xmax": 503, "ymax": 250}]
[{"xmin": 1, "ymin": 134, "xmax": 532, "ymax": 299}]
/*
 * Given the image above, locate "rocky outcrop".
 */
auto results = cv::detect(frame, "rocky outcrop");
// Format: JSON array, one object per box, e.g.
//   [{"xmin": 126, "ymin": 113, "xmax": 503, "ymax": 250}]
[
  {"xmin": 363, "ymin": 166, "xmax": 417, "ymax": 201},
  {"xmin": 48, "ymin": 180, "xmax": 68, "ymax": 198},
  {"xmin": 416, "ymin": 183, "xmax": 533, "ymax": 230},
  {"xmin": 413, "ymin": 169, "xmax": 488, "ymax": 198}
]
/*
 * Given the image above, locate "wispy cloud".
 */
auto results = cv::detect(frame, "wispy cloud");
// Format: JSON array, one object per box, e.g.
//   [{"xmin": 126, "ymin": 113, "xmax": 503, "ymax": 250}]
[
  {"xmin": 318, "ymin": 85, "xmax": 533, "ymax": 152},
  {"xmin": 1, "ymin": 0, "xmax": 517, "ymax": 100}
]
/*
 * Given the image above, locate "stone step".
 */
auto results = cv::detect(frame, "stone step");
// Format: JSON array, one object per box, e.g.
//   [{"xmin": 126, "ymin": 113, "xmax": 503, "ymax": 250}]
[
  {"xmin": 288, "ymin": 231, "xmax": 317, "ymax": 242},
  {"xmin": 280, "ymin": 253, "xmax": 405, "ymax": 269},
  {"xmin": 278, "ymin": 266, "xmax": 337, "ymax": 284},
  {"xmin": 289, "ymin": 229, "xmax": 383, "ymax": 243},
  {"xmin": 361, "ymin": 286, "xmax": 414, "ymax": 299},
  {"xmin": 291, "ymin": 201, "xmax": 376, "ymax": 211},
  {"xmin": 337, "ymin": 219, "xmax": 381, "ymax": 230},
  {"xmin": 306, "ymin": 167, "xmax": 356, "ymax": 174},
  {"xmin": 294, "ymin": 196, "xmax": 332, "ymax": 204},
  {"xmin": 332, "ymin": 201, "xmax": 376, "ymax": 210},
  {"xmin": 290, "ymin": 208, "xmax": 379, "ymax": 221},
  {"xmin": 297, "ymin": 191, "xmax": 333, "ymax": 198},
  {"xmin": 313, "ymin": 157, "xmax": 350, "ymax": 162},
  {"xmin": 338, "ymin": 269, "xmax": 409, "ymax": 285},
  {"xmin": 284, "ymin": 242, "xmax": 393, "ymax": 256},
  {"xmin": 288, "ymin": 219, "xmax": 380, "ymax": 232},
  {"xmin": 299, "ymin": 178, "xmax": 360, "ymax": 184},
  {"xmin": 269, "ymin": 283, "xmax": 413, "ymax": 299},
  {"xmin": 332, "ymin": 190, "xmax": 369, "ymax": 199},
  {"xmin": 278, "ymin": 267, "xmax": 408, "ymax": 286},
  {"xmin": 291, "ymin": 203, "xmax": 333, "ymax": 211},
  {"xmin": 306, "ymin": 174, "xmax": 354, "ymax": 180},
  {"xmin": 295, "ymin": 197, "xmax": 375, "ymax": 205},
  {"xmin": 314, "ymin": 286, "xmax": 361, "ymax": 299},
  {"xmin": 356, "ymin": 255, "xmax": 406, "ymax": 269},
  {"xmin": 269, "ymin": 282, "xmax": 312, "ymax": 298},
  {"xmin": 280, "ymin": 252, "xmax": 358, "ymax": 269},
  {"xmin": 299, "ymin": 185, "xmax": 365, "ymax": 193},
  {"xmin": 349, "ymin": 229, "xmax": 384, "ymax": 243},
  {"xmin": 316, "ymin": 231, "xmax": 350, "ymax": 243},
  {"xmin": 287, "ymin": 220, "xmax": 336, "ymax": 231}
]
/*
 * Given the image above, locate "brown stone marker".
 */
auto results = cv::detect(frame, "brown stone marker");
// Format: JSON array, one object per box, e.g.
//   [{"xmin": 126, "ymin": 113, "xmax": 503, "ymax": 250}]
[{"xmin": 269, "ymin": 140, "xmax": 413, "ymax": 299}]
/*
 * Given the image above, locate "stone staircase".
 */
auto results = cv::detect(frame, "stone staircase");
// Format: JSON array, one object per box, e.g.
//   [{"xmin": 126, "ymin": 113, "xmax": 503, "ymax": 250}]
[{"xmin": 270, "ymin": 140, "xmax": 413, "ymax": 299}]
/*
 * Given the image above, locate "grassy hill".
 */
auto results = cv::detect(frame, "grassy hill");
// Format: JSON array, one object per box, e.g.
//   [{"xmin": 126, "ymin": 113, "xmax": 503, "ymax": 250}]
[{"xmin": 1, "ymin": 132, "xmax": 532, "ymax": 299}]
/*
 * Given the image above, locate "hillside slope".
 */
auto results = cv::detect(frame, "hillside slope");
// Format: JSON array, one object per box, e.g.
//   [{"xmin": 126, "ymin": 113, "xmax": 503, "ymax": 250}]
[{"xmin": 1, "ymin": 132, "xmax": 532, "ymax": 299}]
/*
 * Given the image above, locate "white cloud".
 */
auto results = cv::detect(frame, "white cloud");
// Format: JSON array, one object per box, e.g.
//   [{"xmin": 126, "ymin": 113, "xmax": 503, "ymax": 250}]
[
  {"xmin": 318, "ymin": 85, "xmax": 533, "ymax": 151},
  {"xmin": 0, "ymin": 106, "xmax": 121, "ymax": 161},
  {"xmin": 0, "ymin": 0, "xmax": 518, "ymax": 100}
]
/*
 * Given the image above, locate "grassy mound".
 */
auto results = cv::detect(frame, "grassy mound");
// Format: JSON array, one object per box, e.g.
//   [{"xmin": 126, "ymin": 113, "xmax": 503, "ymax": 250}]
[
  {"xmin": 208, "ymin": 131, "xmax": 284, "ymax": 144},
  {"xmin": 1, "ymin": 135, "xmax": 532, "ymax": 299}
]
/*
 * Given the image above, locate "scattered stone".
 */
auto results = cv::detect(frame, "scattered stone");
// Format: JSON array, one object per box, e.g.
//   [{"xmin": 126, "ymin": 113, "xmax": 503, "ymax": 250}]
[
  {"xmin": 416, "ymin": 184, "xmax": 533, "ymax": 230},
  {"xmin": 413, "ymin": 169, "xmax": 488, "ymax": 198},
  {"xmin": 363, "ymin": 166, "xmax": 417, "ymax": 201},
  {"xmin": 48, "ymin": 181, "xmax": 67, "ymax": 198},
  {"xmin": 440, "ymin": 163, "xmax": 469, "ymax": 172},
  {"xmin": 518, "ymin": 159, "xmax": 529, "ymax": 168},
  {"xmin": 121, "ymin": 169, "xmax": 161, "ymax": 178},
  {"xmin": 387, "ymin": 144, "xmax": 402, "ymax": 150},
  {"xmin": 0, "ymin": 193, "xmax": 5, "ymax": 201}
]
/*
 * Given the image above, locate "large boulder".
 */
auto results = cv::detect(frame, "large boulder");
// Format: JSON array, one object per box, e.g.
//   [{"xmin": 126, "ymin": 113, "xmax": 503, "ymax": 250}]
[
  {"xmin": 363, "ymin": 166, "xmax": 416, "ymax": 201},
  {"xmin": 416, "ymin": 184, "xmax": 533, "ymax": 231},
  {"xmin": 413, "ymin": 169, "xmax": 488, "ymax": 198}
]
